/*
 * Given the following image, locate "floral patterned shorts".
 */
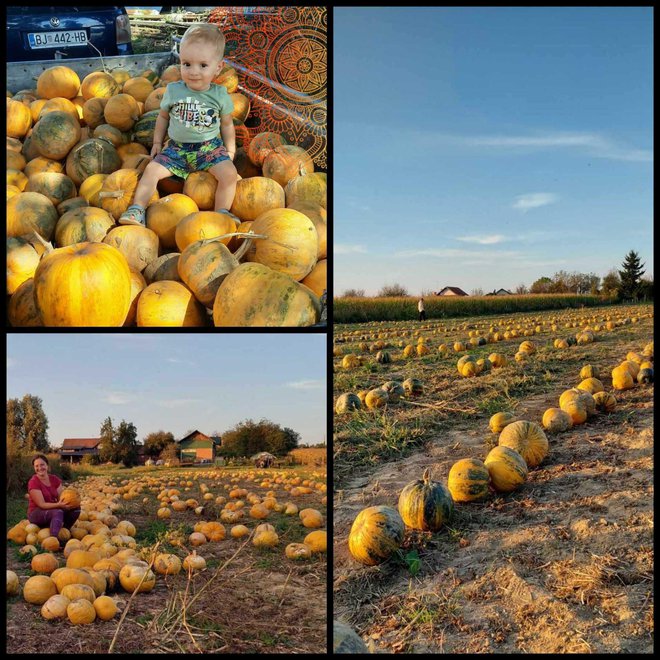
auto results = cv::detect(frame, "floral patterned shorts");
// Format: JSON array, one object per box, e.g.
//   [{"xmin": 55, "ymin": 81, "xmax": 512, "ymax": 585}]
[{"xmin": 153, "ymin": 136, "xmax": 231, "ymax": 179}]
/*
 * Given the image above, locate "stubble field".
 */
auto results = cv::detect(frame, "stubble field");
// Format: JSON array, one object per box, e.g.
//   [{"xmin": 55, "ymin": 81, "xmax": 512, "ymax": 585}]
[{"xmin": 333, "ymin": 303, "xmax": 653, "ymax": 653}]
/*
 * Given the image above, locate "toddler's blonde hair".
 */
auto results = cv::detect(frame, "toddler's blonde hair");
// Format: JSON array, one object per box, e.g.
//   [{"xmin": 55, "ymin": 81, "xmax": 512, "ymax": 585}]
[{"xmin": 180, "ymin": 23, "xmax": 226, "ymax": 60}]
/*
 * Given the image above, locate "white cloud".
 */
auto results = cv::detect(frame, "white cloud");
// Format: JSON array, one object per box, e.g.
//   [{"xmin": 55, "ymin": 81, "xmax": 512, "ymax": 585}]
[
  {"xmin": 512, "ymin": 193, "xmax": 559, "ymax": 212},
  {"xmin": 455, "ymin": 234, "xmax": 506, "ymax": 245},
  {"xmin": 335, "ymin": 244, "xmax": 368, "ymax": 255},
  {"xmin": 286, "ymin": 380, "xmax": 324, "ymax": 390},
  {"xmin": 102, "ymin": 391, "xmax": 131, "ymax": 405},
  {"xmin": 395, "ymin": 248, "xmax": 520, "ymax": 260}
]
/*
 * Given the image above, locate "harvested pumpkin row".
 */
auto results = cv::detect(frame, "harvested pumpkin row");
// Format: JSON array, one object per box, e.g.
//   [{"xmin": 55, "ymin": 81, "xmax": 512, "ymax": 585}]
[{"xmin": 7, "ymin": 63, "xmax": 327, "ymax": 326}]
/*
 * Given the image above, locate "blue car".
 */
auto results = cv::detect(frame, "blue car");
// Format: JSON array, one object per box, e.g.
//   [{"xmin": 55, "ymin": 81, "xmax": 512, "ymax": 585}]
[{"xmin": 6, "ymin": 6, "xmax": 133, "ymax": 62}]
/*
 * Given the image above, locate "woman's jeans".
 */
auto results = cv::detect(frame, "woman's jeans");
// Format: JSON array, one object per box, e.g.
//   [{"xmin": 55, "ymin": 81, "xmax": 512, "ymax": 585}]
[{"xmin": 28, "ymin": 508, "xmax": 81, "ymax": 537}]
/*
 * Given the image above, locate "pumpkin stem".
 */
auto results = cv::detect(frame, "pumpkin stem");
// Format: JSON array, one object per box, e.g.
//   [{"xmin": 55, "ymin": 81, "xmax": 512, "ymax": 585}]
[
  {"xmin": 30, "ymin": 231, "xmax": 54, "ymax": 254},
  {"xmin": 97, "ymin": 191, "xmax": 125, "ymax": 199},
  {"xmin": 199, "ymin": 231, "xmax": 267, "ymax": 248},
  {"xmin": 422, "ymin": 467, "xmax": 431, "ymax": 483}
]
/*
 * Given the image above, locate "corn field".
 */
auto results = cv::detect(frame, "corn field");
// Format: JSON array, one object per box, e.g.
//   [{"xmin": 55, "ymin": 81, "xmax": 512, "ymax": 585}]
[{"xmin": 334, "ymin": 294, "xmax": 609, "ymax": 324}]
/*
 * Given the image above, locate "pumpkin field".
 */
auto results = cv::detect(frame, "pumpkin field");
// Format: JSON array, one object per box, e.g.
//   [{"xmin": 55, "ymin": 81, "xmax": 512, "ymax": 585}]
[
  {"xmin": 6, "ymin": 464, "xmax": 327, "ymax": 654},
  {"xmin": 333, "ymin": 302, "xmax": 653, "ymax": 653}
]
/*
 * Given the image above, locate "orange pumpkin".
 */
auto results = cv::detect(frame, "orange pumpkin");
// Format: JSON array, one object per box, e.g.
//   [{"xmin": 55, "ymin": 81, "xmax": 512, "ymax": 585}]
[
  {"xmin": 285, "ymin": 171, "xmax": 327, "ymax": 208},
  {"xmin": 23, "ymin": 156, "xmax": 65, "ymax": 179},
  {"xmin": 229, "ymin": 92, "xmax": 250, "ymax": 122},
  {"xmin": 229, "ymin": 176, "xmax": 286, "ymax": 222},
  {"xmin": 122, "ymin": 77, "xmax": 153, "ymax": 103},
  {"xmin": 287, "ymin": 201, "xmax": 327, "ymax": 259},
  {"xmin": 37, "ymin": 97, "xmax": 79, "ymax": 121},
  {"xmin": 146, "ymin": 194, "xmax": 199, "ymax": 249},
  {"xmin": 174, "ymin": 211, "xmax": 236, "ymax": 252},
  {"xmin": 213, "ymin": 64, "xmax": 238, "ymax": 92},
  {"xmin": 262, "ymin": 145, "xmax": 314, "ymax": 188},
  {"xmin": 36, "ymin": 66, "xmax": 81, "ymax": 100},
  {"xmin": 143, "ymin": 87, "xmax": 166, "ymax": 112},
  {"xmin": 300, "ymin": 259, "xmax": 326, "ymax": 298},
  {"xmin": 81, "ymin": 97, "xmax": 109, "ymax": 130},
  {"xmin": 103, "ymin": 94, "xmax": 141, "ymax": 131},
  {"xmin": 246, "ymin": 131, "xmax": 287, "ymax": 167},
  {"xmin": 98, "ymin": 168, "xmax": 159, "ymax": 220},
  {"xmin": 33, "ymin": 242, "xmax": 132, "ymax": 326},
  {"xmin": 182, "ymin": 171, "xmax": 217, "ymax": 210}
]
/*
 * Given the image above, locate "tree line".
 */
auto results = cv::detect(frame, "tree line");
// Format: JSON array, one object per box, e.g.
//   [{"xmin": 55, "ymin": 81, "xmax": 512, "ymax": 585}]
[
  {"xmin": 5, "ymin": 400, "xmax": 301, "ymax": 468},
  {"xmin": 340, "ymin": 250, "xmax": 652, "ymax": 302}
]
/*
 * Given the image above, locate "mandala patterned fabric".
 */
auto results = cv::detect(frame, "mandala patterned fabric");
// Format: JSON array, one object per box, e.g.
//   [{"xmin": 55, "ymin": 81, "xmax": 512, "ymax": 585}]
[{"xmin": 208, "ymin": 6, "xmax": 327, "ymax": 171}]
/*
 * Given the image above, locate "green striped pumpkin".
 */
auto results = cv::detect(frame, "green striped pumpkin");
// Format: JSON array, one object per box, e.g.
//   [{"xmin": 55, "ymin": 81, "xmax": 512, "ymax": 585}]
[
  {"xmin": 484, "ymin": 446, "xmax": 528, "ymax": 493},
  {"xmin": 397, "ymin": 468, "xmax": 454, "ymax": 531},
  {"xmin": 132, "ymin": 110, "xmax": 160, "ymax": 147},
  {"xmin": 498, "ymin": 420, "xmax": 548, "ymax": 468},
  {"xmin": 348, "ymin": 505, "xmax": 404, "ymax": 566},
  {"xmin": 447, "ymin": 458, "xmax": 490, "ymax": 502}
]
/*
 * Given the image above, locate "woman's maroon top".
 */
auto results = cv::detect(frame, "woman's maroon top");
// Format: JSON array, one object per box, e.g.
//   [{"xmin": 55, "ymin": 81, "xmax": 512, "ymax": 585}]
[{"xmin": 27, "ymin": 474, "xmax": 61, "ymax": 514}]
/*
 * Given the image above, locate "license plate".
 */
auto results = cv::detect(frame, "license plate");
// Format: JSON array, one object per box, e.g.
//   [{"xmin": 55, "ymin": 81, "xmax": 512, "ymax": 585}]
[{"xmin": 28, "ymin": 30, "xmax": 88, "ymax": 49}]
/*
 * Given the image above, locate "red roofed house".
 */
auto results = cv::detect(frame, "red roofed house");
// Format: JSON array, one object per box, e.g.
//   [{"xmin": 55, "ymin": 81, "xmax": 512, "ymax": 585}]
[
  {"xmin": 58, "ymin": 438, "xmax": 102, "ymax": 463},
  {"xmin": 436, "ymin": 286, "xmax": 468, "ymax": 296}
]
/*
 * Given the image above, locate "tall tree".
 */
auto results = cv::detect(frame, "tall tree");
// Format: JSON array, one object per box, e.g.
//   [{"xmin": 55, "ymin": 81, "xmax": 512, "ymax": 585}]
[
  {"xmin": 143, "ymin": 431, "xmax": 175, "ymax": 458},
  {"xmin": 22, "ymin": 394, "xmax": 50, "ymax": 452},
  {"xmin": 618, "ymin": 250, "xmax": 645, "ymax": 300},
  {"xmin": 378, "ymin": 283, "xmax": 409, "ymax": 297},
  {"xmin": 6, "ymin": 398, "xmax": 25, "ymax": 453},
  {"xmin": 115, "ymin": 421, "xmax": 139, "ymax": 467},
  {"xmin": 601, "ymin": 270, "xmax": 621, "ymax": 298},
  {"xmin": 98, "ymin": 417, "xmax": 115, "ymax": 463},
  {"xmin": 530, "ymin": 276, "xmax": 553, "ymax": 294}
]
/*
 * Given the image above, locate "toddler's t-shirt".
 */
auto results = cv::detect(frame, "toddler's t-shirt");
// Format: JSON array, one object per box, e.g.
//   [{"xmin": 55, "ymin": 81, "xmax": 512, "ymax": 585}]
[{"xmin": 161, "ymin": 81, "xmax": 234, "ymax": 143}]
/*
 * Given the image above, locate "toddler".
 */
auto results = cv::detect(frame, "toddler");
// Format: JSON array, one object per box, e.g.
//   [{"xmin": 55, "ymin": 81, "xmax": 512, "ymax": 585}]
[{"xmin": 119, "ymin": 23, "xmax": 238, "ymax": 226}]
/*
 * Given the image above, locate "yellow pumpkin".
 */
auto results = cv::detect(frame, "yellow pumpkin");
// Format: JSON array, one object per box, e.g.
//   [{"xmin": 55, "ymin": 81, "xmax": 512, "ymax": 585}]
[
  {"xmin": 498, "ymin": 421, "xmax": 549, "ymax": 468},
  {"xmin": 542, "ymin": 408, "xmax": 573, "ymax": 433},
  {"xmin": 122, "ymin": 77, "xmax": 154, "ymax": 103},
  {"xmin": 174, "ymin": 210, "xmax": 236, "ymax": 252},
  {"xmin": 93, "ymin": 595, "xmax": 118, "ymax": 621},
  {"xmin": 80, "ymin": 71, "xmax": 120, "ymax": 101},
  {"xmin": 67, "ymin": 598, "xmax": 97, "ymax": 624},
  {"xmin": 300, "ymin": 259, "xmax": 326, "ymax": 298},
  {"xmin": 102, "ymin": 225, "xmax": 160, "ymax": 272},
  {"xmin": 98, "ymin": 168, "xmax": 159, "ymax": 220},
  {"xmin": 118, "ymin": 564, "xmax": 156, "ymax": 593},
  {"xmin": 55, "ymin": 206, "xmax": 115, "ymax": 247},
  {"xmin": 249, "ymin": 207, "xmax": 318, "ymax": 281},
  {"xmin": 7, "ymin": 191, "xmax": 59, "ymax": 241},
  {"xmin": 213, "ymin": 262, "xmax": 320, "ymax": 327},
  {"xmin": 7, "ymin": 98, "xmax": 33, "ymax": 138},
  {"xmin": 60, "ymin": 583, "xmax": 96, "ymax": 604},
  {"xmin": 33, "ymin": 242, "xmax": 132, "ymax": 327},
  {"xmin": 303, "ymin": 530, "xmax": 327, "ymax": 553},
  {"xmin": 229, "ymin": 176, "xmax": 286, "ymax": 221},
  {"xmin": 31, "ymin": 552, "xmax": 59, "ymax": 575},
  {"xmin": 31, "ymin": 111, "xmax": 81, "ymax": 160},
  {"xmin": 23, "ymin": 575, "xmax": 58, "ymax": 605},
  {"xmin": 145, "ymin": 193, "xmax": 199, "ymax": 249},
  {"xmin": 136, "ymin": 281, "xmax": 208, "ymax": 327},
  {"xmin": 41, "ymin": 594, "xmax": 71, "ymax": 619}
]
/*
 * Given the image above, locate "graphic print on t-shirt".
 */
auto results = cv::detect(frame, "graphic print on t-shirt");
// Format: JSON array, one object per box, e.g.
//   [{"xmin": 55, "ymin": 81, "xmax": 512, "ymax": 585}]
[{"xmin": 171, "ymin": 97, "xmax": 218, "ymax": 134}]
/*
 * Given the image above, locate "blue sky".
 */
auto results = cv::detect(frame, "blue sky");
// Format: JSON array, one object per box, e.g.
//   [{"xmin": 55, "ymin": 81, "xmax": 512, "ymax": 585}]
[
  {"xmin": 7, "ymin": 334, "xmax": 327, "ymax": 447},
  {"xmin": 334, "ymin": 7, "xmax": 653, "ymax": 296}
]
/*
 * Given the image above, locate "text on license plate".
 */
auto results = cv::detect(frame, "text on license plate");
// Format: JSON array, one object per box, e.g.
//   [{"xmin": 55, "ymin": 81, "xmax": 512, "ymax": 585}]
[{"xmin": 28, "ymin": 30, "xmax": 88, "ymax": 49}]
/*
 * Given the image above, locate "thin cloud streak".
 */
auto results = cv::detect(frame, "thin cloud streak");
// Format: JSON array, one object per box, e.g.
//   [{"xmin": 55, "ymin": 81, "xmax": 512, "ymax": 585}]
[
  {"xmin": 102, "ymin": 392, "xmax": 132, "ymax": 405},
  {"xmin": 512, "ymin": 192, "xmax": 559, "ymax": 212},
  {"xmin": 455, "ymin": 234, "xmax": 506, "ymax": 245},
  {"xmin": 419, "ymin": 130, "xmax": 652, "ymax": 162},
  {"xmin": 286, "ymin": 380, "xmax": 324, "ymax": 390},
  {"xmin": 336, "ymin": 244, "xmax": 368, "ymax": 255}
]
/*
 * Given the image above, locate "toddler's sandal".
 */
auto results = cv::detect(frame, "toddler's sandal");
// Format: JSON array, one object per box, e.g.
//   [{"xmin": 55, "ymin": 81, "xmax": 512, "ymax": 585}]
[{"xmin": 118, "ymin": 205, "xmax": 146, "ymax": 226}]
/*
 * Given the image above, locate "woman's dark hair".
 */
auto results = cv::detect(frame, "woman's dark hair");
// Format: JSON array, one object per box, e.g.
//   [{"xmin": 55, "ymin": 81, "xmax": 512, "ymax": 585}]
[{"xmin": 32, "ymin": 454, "xmax": 49, "ymax": 466}]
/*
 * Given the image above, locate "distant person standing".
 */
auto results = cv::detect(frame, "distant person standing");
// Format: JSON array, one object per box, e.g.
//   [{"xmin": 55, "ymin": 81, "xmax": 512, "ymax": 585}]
[{"xmin": 418, "ymin": 297, "xmax": 426, "ymax": 321}]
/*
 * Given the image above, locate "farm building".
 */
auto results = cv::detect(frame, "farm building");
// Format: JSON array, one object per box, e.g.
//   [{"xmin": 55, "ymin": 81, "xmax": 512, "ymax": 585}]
[
  {"xmin": 436, "ymin": 286, "xmax": 468, "ymax": 296},
  {"xmin": 177, "ymin": 430, "xmax": 222, "ymax": 463},
  {"xmin": 58, "ymin": 438, "xmax": 101, "ymax": 463},
  {"xmin": 486, "ymin": 288, "xmax": 512, "ymax": 296}
]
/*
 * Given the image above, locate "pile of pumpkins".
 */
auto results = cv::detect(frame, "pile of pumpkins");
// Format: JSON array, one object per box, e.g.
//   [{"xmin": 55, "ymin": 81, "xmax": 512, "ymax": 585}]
[{"xmin": 7, "ymin": 63, "xmax": 327, "ymax": 326}]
